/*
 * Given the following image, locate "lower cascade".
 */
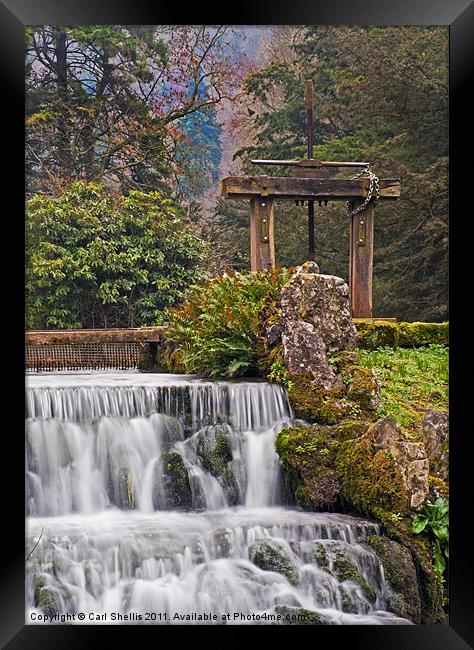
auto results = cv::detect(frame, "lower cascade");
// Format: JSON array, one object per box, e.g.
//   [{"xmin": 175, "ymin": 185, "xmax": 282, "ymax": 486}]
[{"xmin": 26, "ymin": 372, "xmax": 412, "ymax": 625}]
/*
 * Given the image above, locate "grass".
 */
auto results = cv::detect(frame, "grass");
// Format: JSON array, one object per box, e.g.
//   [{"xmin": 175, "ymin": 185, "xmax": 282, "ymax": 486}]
[{"xmin": 356, "ymin": 344, "xmax": 448, "ymax": 437}]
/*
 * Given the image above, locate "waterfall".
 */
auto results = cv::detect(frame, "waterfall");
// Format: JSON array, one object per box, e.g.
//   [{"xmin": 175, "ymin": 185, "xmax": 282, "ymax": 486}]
[{"xmin": 26, "ymin": 372, "xmax": 412, "ymax": 625}]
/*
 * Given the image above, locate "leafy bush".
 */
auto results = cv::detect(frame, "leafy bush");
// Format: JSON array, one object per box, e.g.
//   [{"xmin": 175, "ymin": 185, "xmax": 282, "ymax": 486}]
[
  {"xmin": 165, "ymin": 269, "xmax": 289, "ymax": 378},
  {"xmin": 26, "ymin": 182, "xmax": 210, "ymax": 328},
  {"xmin": 412, "ymin": 497, "xmax": 449, "ymax": 575}
]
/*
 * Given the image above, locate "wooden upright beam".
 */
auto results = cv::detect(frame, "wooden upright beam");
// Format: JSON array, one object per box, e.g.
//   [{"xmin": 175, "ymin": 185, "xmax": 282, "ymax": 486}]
[
  {"xmin": 349, "ymin": 200, "xmax": 375, "ymax": 318},
  {"xmin": 222, "ymin": 176, "xmax": 400, "ymax": 201},
  {"xmin": 250, "ymin": 197, "xmax": 275, "ymax": 271}
]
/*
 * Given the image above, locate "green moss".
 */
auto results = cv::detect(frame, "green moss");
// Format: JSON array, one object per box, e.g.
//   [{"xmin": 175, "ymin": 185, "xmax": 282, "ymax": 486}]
[
  {"xmin": 249, "ymin": 540, "xmax": 298, "ymax": 585},
  {"xmin": 314, "ymin": 542, "xmax": 330, "ymax": 570},
  {"xmin": 287, "ymin": 358, "xmax": 379, "ymax": 426},
  {"xmin": 335, "ymin": 427, "xmax": 409, "ymax": 516},
  {"xmin": 274, "ymin": 605, "xmax": 323, "ymax": 625},
  {"xmin": 337, "ymin": 419, "xmax": 371, "ymax": 442},
  {"xmin": 428, "ymin": 475, "xmax": 449, "ymax": 499},
  {"xmin": 354, "ymin": 321, "xmax": 448, "ymax": 350},
  {"xmin": 161, "ymin": 451, "xmax": 192, "ymax": 509},
  {"xmin": 34, "ymin": 575, "xmax": 56, "ymax": 616},
  {"xmin": 275, "ymin": 423, "xmax": 341, "ymax": 509},
  {"xmin": 287, "ymin": 373, "xmax": 359, "ymax": 425},
  {"xmin": 332, "ymin": 550, "xmax": 377, "ymax": 603}
]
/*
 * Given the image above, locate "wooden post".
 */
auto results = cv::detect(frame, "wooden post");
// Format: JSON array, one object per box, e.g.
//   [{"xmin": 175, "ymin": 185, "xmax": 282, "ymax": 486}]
[
  {"xmin": 349, "ymin": 200, "xmax": 375, "ymax": 318},
  {"xmin": 249, "ymin": 197, "xmax": 275, "ymax": 271}
]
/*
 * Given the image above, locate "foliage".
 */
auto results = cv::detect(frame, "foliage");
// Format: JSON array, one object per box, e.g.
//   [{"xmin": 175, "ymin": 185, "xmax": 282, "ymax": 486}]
[
  {"xmin": 357, "ymin": 345, "xmax": 448, "ymax": 435},
  {"xmin": 224, "ymin": 26, "xmax": 448, "ymax": 321},
  {"xmin": 26, "ymin": 26, "xmax": 240, "ymax": 198},
  {"xmin": 412, "ymin": 498, "xmax": 449, "ymax": 576},
  {"xmin": 268, "ymin": 361, "xmax": 293, "ymax": 390},
  {"xmin": 26, "ymin": 182, "xmax": 209, "ymax": 329},
  {"xmin": 165, "ymin": 269, "xmax": 290, "ymax": 378}
]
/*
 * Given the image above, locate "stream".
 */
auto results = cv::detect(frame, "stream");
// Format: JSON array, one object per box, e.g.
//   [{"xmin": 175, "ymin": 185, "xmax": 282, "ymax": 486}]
[{"xmin": 25, "ymin": 372, "xmax": 411, "ymax": 625}]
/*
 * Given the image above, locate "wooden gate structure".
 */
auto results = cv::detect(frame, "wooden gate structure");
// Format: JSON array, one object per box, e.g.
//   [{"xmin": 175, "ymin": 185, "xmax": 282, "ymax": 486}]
[{"xmin": 220, "ymin": 81, "xmax": 401, "ymax": 319}]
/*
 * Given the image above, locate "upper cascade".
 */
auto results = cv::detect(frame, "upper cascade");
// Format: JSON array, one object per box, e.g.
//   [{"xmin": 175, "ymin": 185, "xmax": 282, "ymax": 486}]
[{"xmin": 26, "ymin": 373, "xmax": 291, "ymax": 433}]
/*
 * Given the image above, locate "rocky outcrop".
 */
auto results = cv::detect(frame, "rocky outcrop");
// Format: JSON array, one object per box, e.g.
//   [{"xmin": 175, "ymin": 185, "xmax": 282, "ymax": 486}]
[
  {"xmin": 421, "ymin": 410, "xmax": 448, "ymax": 482},
  {"xmin": 265, "ymin": 262, "xmax": 379, "ymax": 420},
  {"xmin": 369, "ymin": 419, "xmax": 430, "ymax": 510},
  {"xmin": 277, "ymin": 262, "xmax": 357, "ymax": 390},
  {"xmin": 338, "ymin": 418, "xmax": 429, "ymax": 512},
  {"xmin": 279, "ymin": 261, "xmax": 358, "ymax": 353},
  {"xmin": 277, "ymin": 417, "xmax": 429, "ymax": 514}
]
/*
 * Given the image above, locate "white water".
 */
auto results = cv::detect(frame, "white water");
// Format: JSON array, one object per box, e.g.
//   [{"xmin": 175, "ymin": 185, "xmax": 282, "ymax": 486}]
[{"xmin": 26, "ymin": 372, "xmax": 411, "ymax": 625}]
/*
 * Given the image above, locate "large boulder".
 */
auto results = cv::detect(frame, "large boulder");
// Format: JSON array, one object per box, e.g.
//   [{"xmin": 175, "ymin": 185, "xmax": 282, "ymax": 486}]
[
  {"xmin": 369, "ymin": 419, "xmax": 430, "ymax": 510},
  {"xmin": 276, "ymin": 262, "xmax": 359, "ymax": 392},
  {"xmin": 421, "ymin": 410, "xmax": 449, "ymax": 482},
  {"xmin": 337, "ymin": 418, "xmax": 429, "ymax": 512},
  {"xmin": 279, "ymin": 261, "xmax": 358, "ymax": 354}
]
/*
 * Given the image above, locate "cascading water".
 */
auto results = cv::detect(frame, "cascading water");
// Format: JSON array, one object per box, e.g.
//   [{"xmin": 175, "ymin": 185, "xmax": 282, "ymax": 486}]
[{"xmin": 26, "ymin": 372, "xmax": 411, "ymax": 625}]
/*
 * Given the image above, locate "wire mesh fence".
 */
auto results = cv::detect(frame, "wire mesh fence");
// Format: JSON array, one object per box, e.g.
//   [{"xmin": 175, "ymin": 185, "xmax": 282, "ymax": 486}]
[{"xmin": 25, "ymin": 342, "xmax": 141, "ymax": 371}]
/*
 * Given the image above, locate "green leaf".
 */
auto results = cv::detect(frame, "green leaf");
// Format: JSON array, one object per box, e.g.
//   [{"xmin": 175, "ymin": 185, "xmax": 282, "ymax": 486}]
[{"xmin": 412, "ymin": 515, "xmax": 428, "ymax": 534}]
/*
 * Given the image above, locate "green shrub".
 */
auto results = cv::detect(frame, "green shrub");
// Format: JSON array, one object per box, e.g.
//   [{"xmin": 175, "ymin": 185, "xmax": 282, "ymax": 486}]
[
  {"xmin": 26, "ymin": 182, "xmax": 210, "ymax": 329},
  {"xmin": 165, "ymin": 269, "xmax": 289, "ymax": 378}
]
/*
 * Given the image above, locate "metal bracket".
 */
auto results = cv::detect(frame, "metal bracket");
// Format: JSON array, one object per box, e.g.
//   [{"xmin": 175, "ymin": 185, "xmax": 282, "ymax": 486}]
[
  {"xmin": 260, "ymin": 200, "xmax": 269, "ymax": 243},
  {"xmin": 260, "ymin": 184, "xmax": 269, "ymax": 197},
  {"xmin": 357, "ymin": 216, "xmax": 366, "ymax": 246}
]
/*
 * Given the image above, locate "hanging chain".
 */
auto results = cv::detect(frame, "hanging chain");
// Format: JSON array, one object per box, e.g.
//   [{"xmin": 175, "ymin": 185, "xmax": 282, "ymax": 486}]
[{"xmin": 346, "ymin": 166, "xmax": 380, "ymax": 218}]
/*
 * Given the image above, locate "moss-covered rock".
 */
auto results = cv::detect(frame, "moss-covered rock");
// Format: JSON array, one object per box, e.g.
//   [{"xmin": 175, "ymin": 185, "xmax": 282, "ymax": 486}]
[
  {"xmin": 367, "ymin": 535, "xmax": 420, "ymax": 622},
  {"xmin": 287, "ymin": 360, "xmax": 379, "ymax": 425},
  {"xmin": 374, "ymin": 515, "xmax": 446, "ymax": 624},
  {"xmin": 158, "ymin": 451, "xmax": 193, "ymax": 509},
  {"xmin": 332, "ymin": 549, "xmax": 377, "ymax": 604},
  {"xmin": 248, "ymin": 540, "xmax": 298, "ymax": 585},
  {"xmin": 428, "ymin": 475, "xmax": 449, "ymax": 500},
  {"xmin": 186, "ymin": 424, "xmax": 240, "ymax": 505},
  {"xmin": 336, "ymin": 418, "xmax": 429, "ymax": 514},
  {"xmin": 313, "ymin": 542, "xmax": 376, "ymax": 604},
  {"xmin": 34, "ymin": 575, "xmax": 57, "ymax": 617},
  {"xmin": 193, "ymin": 425, "xmax": 233, "ymax": 477},
  {"xmin": 273, "ymin": 605, "xmax": 324, "ymax": 625},
  {"xmin": 354, "ymin": 321, "xmax": 448, "ymax": 350},
  {"xmin": 337, "ymin": 419, "xmax": 372, "ymax": 442},
  {"xmin": 275, "ymin": 423, "xmax": 341, "ymax": 509}
]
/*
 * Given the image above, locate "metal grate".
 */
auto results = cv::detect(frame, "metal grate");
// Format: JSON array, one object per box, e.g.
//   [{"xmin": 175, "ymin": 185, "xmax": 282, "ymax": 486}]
[{"xmin": 25, "ymin": 342, "xmax": 140, "ymax": 371}]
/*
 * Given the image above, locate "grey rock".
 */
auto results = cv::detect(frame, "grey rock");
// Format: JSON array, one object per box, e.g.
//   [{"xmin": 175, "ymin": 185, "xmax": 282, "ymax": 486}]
[{"xmin": 421, "ymin": 411, "xmax": 449, "ymax": 481}]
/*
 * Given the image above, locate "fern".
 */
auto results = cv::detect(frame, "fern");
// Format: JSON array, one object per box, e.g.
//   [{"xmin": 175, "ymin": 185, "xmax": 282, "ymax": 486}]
[{"xmin": 165, "ymin": 269, "xmax": 289, "ymax": 378}]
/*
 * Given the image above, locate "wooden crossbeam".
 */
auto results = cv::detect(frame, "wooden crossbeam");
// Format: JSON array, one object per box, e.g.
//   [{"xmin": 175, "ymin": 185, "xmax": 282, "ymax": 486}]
[
  {"xmin": 25, "ymin": 328, "xmax": 165, "ymax": 345},
  {"xmin": 221, "ymin": 176, "xmax": 400, "ymax": 200}
]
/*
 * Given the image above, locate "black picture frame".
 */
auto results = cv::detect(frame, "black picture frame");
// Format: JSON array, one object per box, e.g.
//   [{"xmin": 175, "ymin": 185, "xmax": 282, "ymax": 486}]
[{"xmin": 2, "ymin": 1, "xmax": 473, "ymax": 647}]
